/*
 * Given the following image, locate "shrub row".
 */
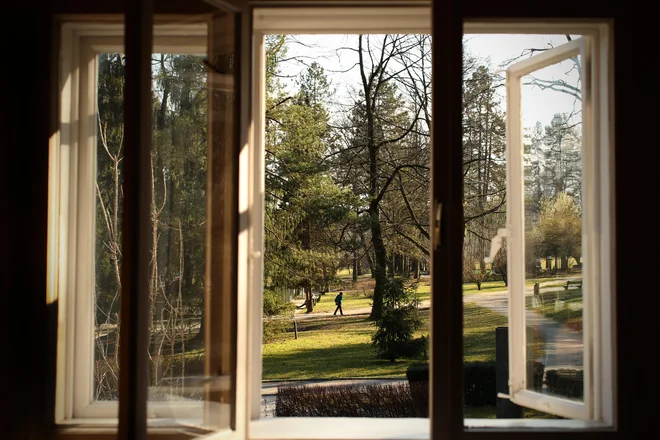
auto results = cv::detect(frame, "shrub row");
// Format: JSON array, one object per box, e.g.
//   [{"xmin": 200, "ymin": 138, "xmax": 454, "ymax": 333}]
[
  {"xmin": 546, "ymin": 369, "xmax": 583, "ymax": 398},
  {"xmin": 275, "ymin": 362, "xmax": 576, "ymax": 417},
  {"xmin": 406, "ymin": 361, "xmax": 498, "ymax": 406},
  {"xmin": 276, "ymin": 382, "xmax": 429, "ymax": 417}
]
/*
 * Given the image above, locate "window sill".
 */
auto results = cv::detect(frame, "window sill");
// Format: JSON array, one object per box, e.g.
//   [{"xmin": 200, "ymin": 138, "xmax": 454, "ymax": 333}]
[
  {"xmin": 54, "ymin": 418, "xmax": 614, "ymax": 440},
  {"xmin": 464, "ymin": 418, "xmax": 613, "ymax": 430},
  {"xmin": 55, "ymin": 419, "xmax": 214, "ymax": 439},
  {"xmin": 249, "ymin": 418, "xmax": 430, "ymax": 440},
  {"xmin": 247, "ymin": 417, "xmax": 614, "ymax": 440}
]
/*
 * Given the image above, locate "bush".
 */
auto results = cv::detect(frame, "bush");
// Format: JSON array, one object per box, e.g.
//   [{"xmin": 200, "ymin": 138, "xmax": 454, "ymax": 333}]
[
  {"xmin": 405, "ymin": 361, "xmax": 429, "ymax": 383},
  {"xmin": 276, "ymin": 382, "xmax": 428, "ymax": 417},
  {"xmin": 263, "ymin": 288, "xmax": 295, "ymax": 316},
  {"xmin": 405, "ymin": 361, "xmax": 505, "ymax": 407},
  {"xmin": 464, "ymin": 361, "xmax": 497, "ymax": 406},
  {"xmin": 263, "ymin": 288, "xmax": 295, "ymax": 341}
]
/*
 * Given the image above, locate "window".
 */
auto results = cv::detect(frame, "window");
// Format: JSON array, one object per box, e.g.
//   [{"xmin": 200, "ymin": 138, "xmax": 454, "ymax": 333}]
[
  {"xmin": 54, "ymin": 16, "xmax": 238, "ymax": 434},
  {"xmin": 464, "ymin": 24, "xmax": 615, "ymax": 426},
  {"xmin": 502, "ymin": 33, "xmax": 613, "ymax": 422},
  {"xmin": 51, "ymin": 3, "xmax": 616, "ymax": 439}
]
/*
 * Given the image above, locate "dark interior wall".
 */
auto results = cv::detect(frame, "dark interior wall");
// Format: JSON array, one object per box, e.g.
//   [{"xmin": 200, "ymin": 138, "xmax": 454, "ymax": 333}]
[
  {"xmin": 0, "ymin": 0, "xmax": 654, "ymax": 438},
  {"xmin": 54, "ymin": 0, "xmax": 215, "ymax": 14},
  {"xmin": 1, "ymin": 3, "xmax": 57, "ymax": 439},
  {"xmin": 609, "ymin": 7, "xmax": 655, "ymax": 433}
]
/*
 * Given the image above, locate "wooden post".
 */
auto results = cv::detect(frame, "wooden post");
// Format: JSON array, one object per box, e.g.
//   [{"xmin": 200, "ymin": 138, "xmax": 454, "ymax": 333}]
[
  {"xmin": 496, "ymin": 327, "xmax": 524, "ymax": 418},
  {"xmin": 294, "ymin": 321, "xmax": 298, "ymax": 339},
  {"xmin": 532, "ymin": 282, "xmax": 540, "ymax": 308}
]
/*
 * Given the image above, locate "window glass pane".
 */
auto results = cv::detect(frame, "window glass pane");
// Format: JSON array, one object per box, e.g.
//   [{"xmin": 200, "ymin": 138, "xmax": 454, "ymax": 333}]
[
  {"xmin": 462, "ymin": 34, "xmax": 584, "ymax": 419},
  {"xmin": 260, "ymin": 33, "xmax": 432, "ymax": 418},
  {"xmin": 94, "ymin": 51, "xmax": 210, "ymax": 405},
  {"xmin": 522, "ymin": 56, "xmax": 584, "ymax": 401},
  {"xmin": 93, "ymin": 14, "xmax": 238, "ymax": 429},
  {"xmin": 94, "ymin": 52, "xmax": 123, "ymax": 401}
]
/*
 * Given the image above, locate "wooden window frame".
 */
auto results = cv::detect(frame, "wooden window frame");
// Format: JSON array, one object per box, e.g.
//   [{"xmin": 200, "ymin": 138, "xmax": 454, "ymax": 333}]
[{"xmin": 51, "ymin": 1, "xmax": 621, "ymax": 439}]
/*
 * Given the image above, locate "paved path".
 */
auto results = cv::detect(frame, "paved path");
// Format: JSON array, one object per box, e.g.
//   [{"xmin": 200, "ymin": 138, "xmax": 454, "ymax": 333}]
[
  {"xmin": 463, "ymin": 279, "xmax": 584, "ymax": 370},
  {"xmin": 292, "ymin": 302, "xmax": 431, "ymax": 320}
]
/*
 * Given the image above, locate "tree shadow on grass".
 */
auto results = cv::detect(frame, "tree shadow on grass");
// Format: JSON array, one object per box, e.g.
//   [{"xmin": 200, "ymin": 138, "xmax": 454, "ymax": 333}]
[{"xmin": 262, "ymin": 340, "xmax": 418, "ymax": 380}]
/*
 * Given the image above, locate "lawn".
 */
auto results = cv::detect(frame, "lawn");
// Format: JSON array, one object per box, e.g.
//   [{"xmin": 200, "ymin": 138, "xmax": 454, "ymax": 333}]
[
  {"xmin": 262, "ymin": 314, "xmax": 418, "ymax": 379},
  {"xmin": 267, "ymin": 273, "xmax": 578, "ymax": 381},
  {"xmin": 262, "ymin": 302, "xmax": 508, "ymax": 380},
  {"xmin": 463, "ymin": 302, "xmax": 508, "ymax": 362},
  {"xmin": 462, "ymin": 280, "xmax": 508, "ymax": 294}
]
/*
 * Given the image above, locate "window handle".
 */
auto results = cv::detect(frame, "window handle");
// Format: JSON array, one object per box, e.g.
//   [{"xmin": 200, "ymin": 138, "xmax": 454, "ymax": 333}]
[
  {"xmin": 433, "ymin": 201, "xmax": 442, "ymax": 249},
  {"xmin": 484, "ymin": 228, "xmax": 510, "ymax": 264}
]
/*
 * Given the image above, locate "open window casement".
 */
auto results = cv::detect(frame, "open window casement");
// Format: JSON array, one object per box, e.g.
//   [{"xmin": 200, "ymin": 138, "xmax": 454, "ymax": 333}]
[
  {"xmin": 491, "ymin": 32, "xmax": 614, "ymax": 422},
  {"xmin": 54, "ymin": 1, "xmax": 252, "ymax": 436}
]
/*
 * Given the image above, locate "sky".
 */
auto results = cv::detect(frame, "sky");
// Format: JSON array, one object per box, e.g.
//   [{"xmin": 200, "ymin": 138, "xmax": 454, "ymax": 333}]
[{"xmin": 278, "ymin": 33, "xmax": 582, "ymax": 130}]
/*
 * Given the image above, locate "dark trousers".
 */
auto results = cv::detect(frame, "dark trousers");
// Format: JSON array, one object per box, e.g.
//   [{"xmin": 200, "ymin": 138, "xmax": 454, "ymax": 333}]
[{"xmin": 334, "ymin": 304, "xmax": 343, "ymax": 315}]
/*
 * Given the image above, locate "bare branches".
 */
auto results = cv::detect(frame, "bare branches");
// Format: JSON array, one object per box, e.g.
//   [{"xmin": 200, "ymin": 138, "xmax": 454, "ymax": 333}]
[
  {"xmin": 375, "ymin": 163, "xmax": 429, "ymax": 206},
  {"xmin": 524, "ymin": 77, "xmax": 581, "ymax": 101}
]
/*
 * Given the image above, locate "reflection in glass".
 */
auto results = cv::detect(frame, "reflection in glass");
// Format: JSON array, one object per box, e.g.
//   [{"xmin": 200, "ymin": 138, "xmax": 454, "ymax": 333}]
[
  {"xmin": 94, "ymin": 53, "xmax": 208, "ymax": 402},
  {"xmin": 460, "ymin": 34, "xmax": 585, "ymax": 419},
  {"xmin": 522, "ymin": 56, "xmax": 584, "ymax": 401}
]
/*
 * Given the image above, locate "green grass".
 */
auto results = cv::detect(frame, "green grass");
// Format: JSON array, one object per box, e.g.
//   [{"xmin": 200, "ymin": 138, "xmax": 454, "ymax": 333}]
[
  {"xmin": 462, "ymin": 276, "xmax": 573, "ymax": 294},
  {"xmin": 262, "ymin": 314, "xmax": 416, "ymax": 380},
  {"xmin": 336, "ymin": 268, "xmax": 352, "ymax": 277},
  {"xmin": 463, "ymin": 302, "xmax": 508, "ymax": 362},
  {"xmin": 462, "ymin": 280, "xmax": 508, "ymax": 294},
  {"xmin": 267, "ymin": 274, "xmax": 581, "ymax": 381},
  {"xmin": 264, "ymin": 271, "xmax": 571, "ymax": 419},
  {"xmin": 263, "ymin": 301, "xmax": 508, "ymax": 380}
]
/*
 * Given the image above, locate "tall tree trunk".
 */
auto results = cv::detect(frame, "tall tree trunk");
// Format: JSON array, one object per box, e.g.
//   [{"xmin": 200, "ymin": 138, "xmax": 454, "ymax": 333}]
[
  {"xmin": 387, "ymin": 254, "xmax": 394, "ymax": 277},
  {"xmin": 302, "ymin": 217, "xmax": 314, "ymax": 313},
  {"xmin": 360, "ymin": 232, "xmax": 374, "ymax": 277},
  {"xmin": 369, "ymin": 201, "xmax": 387, "ymax": 320}
]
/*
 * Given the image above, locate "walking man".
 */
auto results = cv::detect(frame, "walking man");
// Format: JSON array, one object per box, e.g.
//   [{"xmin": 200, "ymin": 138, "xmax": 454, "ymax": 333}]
[{"xmin": 333, "ymin": 292, "xmax": 344, "ymax": 316}]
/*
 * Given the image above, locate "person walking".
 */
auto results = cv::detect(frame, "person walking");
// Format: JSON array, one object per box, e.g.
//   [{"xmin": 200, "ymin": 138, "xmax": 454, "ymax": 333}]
[{"xmin": 333, "ymin": 292, "xmax": 344, "ymax": 316}]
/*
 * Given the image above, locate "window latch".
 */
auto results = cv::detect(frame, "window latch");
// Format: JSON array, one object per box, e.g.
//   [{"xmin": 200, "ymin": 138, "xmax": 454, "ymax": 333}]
[
  {"xmin": 433, "ymin": 201, "xmax": 442, "ymax": 249},
  {"xmin": 484, "ymin": 228, "xmax": 510, "ymax": 264}
]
